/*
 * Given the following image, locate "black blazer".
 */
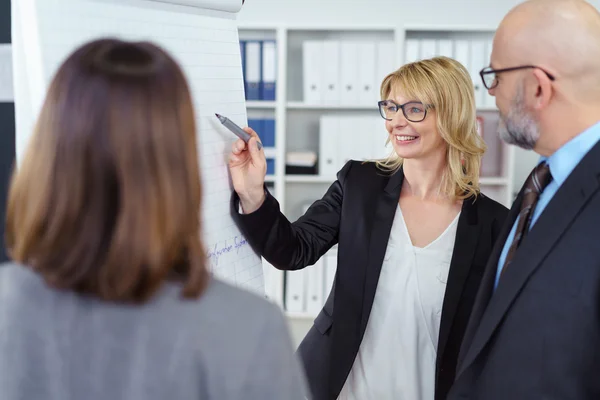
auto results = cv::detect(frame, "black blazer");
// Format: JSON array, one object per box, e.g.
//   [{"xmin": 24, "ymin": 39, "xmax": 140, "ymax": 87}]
[
  {"xmin": 232, "ymin": 161, "xmax": 508, "ymax": 400},
  {"xmin": 448, "ymin": 140, "xmax": 600, "ymax": 400}
]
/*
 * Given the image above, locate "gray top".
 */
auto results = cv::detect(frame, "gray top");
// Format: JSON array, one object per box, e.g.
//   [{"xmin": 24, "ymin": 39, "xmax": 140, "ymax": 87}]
[{"xmin": 0, "ymin": 263, "xmax": 308, "ymax": 400}]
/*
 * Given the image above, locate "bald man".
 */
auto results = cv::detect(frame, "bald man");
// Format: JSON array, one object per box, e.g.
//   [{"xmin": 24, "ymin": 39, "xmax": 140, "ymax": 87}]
[{"xmin": 448, "ymin": 0, "xmax": 600, "ymax": 399}]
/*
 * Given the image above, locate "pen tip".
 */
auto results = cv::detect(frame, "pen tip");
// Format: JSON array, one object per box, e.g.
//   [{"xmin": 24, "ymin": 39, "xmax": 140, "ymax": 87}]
[{"xmin": 215, "ymin": 113, "xmax": 220, "ymax": 118}]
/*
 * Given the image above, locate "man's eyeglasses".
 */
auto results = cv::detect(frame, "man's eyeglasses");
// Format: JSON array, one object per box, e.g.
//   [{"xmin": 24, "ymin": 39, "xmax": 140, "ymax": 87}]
[
  {"xmin": 377, "ymin": 100, "xmax": 429, "ymax": 122},
  {"xmin": 479, "ymin": 65, "xmax": 556, "ymax": 90}
]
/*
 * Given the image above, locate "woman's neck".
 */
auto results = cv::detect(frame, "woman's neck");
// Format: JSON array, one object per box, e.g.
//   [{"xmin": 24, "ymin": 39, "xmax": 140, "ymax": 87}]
[{"xmin": 401, "ymin": 153, "xmax": 448, "ymax": 201}]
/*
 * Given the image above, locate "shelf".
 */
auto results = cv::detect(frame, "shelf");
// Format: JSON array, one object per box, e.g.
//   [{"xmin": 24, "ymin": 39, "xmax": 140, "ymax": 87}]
[
  {"xmin": 287, "ymin": 102, "xmax": 377, "ymax": 111},
  {"xmin": 237, "ymin": 25, "xmax": 517, "ymax": 308},
  {"xmin": 403, "ymin": 24, "xmax": 497, "ymax": 32},
  {"xmin": 286, "ymin": 311, "xmax": 317, "ymax": 320},
  {"xmin": 286, "ymin": 102, "xmax": 495, "ymax": 112},
  {"xmin": 480, "ymin": 176, "xmax": 509, "ymax": 185},
  {"xmin": 246, "ymin": 101, "xmax": 276, "ymax": 109},
  {"xmin": 285, "ymin": 175, "xmax": 508, "ymax": 185},
  {"xmin": 286, "ymin": 175, "xmax": 334, "ymax": 183}
]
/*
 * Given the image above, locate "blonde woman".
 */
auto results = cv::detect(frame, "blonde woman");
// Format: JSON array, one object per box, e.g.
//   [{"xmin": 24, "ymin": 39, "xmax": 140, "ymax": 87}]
[{"xmin": 229, "ymin": 56, "xmax": 509, "ymax": 400}]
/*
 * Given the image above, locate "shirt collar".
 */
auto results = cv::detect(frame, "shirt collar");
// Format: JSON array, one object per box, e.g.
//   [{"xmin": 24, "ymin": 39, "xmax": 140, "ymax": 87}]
[{"xmin": 539, "ymin": 120, "xmax": 600, "ymax": 187}]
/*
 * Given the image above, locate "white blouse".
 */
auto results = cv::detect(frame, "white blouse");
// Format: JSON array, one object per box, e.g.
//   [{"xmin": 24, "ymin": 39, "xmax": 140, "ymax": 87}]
[{"xmin": 338, "ymin": 205, "xmax": 460, "ymax": 400}]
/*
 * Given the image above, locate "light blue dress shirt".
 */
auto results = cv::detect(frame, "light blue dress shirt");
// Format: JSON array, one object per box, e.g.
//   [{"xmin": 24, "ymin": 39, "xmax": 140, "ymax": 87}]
[{"xmin": 494, "ymin": 121, "xmax": 600, "ymax": 289}]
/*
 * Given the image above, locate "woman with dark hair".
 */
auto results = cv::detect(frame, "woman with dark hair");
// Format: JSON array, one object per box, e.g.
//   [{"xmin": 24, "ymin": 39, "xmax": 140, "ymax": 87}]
[{"xmin": 0, "ymin": 38, "xmax": 307, "ymax": 400}]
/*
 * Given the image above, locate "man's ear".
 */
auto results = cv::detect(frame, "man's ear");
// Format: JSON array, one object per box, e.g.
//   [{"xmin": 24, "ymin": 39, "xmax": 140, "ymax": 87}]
[{"xmin": 532, "ymin": 68, "xmax": 553, "ymax": 111}]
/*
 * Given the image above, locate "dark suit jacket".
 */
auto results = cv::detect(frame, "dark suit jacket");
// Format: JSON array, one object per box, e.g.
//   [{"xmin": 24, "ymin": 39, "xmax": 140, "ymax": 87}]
[
  {"xmin": 448, "ymin": 140, "xmax": 600, "ymax": 400},
  {"xmin": 232, "ymin": 161, "xmax": 508, "ymax": 400}
]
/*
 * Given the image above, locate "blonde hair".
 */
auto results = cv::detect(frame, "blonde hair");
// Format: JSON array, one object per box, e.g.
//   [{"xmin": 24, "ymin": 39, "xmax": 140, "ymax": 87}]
[{"xmin": 376, "ymin": 56, "xmax": 486, "ymax": 200}]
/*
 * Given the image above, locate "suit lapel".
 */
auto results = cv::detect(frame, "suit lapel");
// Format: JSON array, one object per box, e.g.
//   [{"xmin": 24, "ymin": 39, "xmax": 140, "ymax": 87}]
[
  {"xmin": 456, "ymin": 190, "xmax": 523, "ymax": 373},
  {"xmin": 459, "ymin": 142, "xmax": 600, "ymax": 374},
  {"xmin": 436, "ymin": 197, "xmax": 481, "ymax": 370},
  {"xmin": 359, "ymin": 168, "xmax": 404, "ymax": 333}
]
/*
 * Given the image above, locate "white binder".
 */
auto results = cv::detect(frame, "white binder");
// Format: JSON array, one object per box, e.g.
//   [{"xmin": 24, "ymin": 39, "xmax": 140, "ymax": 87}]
[
  {"xmin": 305, "ymin": 260, "xmax": 325, "ymax": 315},
  {"xmin": 321, "ymin": 41, "xmax": 341, "ymax": 105},
  {"xmin": 437, "ymin": 39, "xmax": 454, "ymax": 58},
  {"xmin": 261, "ymin": 40, "xmax": 277, "ymax": 100},
  {"xmin": 244, "ymin": 41, "xmax": 261, "ymax": 100},
  {"xmin": 338, "ymin": 116, "xmax": 362, "ymax": 165},
  {"xmin": 303, "ymin": 41, "xmax": 323, "ymax": 104},
  {"xmin": 356, "ymin": 117, "xmax": 378, "ymax": 161},
  {"xmin": 469, "ymin": 40, "xmax": 486, "ymax": 108},
  {"xmin": 357, "ymin": 42, "xmax": 378, "ymax": 106},
  {"xmin": 376, "ymin": 41, "xmax": 396, "ymax": 89},
  {"xmin": 0, "ymin": 45, "xmax": 13, "ymax": 102},
  {"xmin": 323, "ymin": 249, "xmax": 338, "ymax": 300},
  {"xmin": 319, "ymin": 115, "xmax": 340, "ymax": 177},
  {"xmin": 483, "ymin": 39, "xmax": 496, "ymax": 108},
  {"xmin": 372, "ymin": 117, "xmax": 391, "ymax": 160},
  {"xmin": 339, "ymin": 41, "xmax": 359, "ymax": 106},
  {"xmin": 404, "ymin": 39, "xmax": 420, "ymax": 64},
  {"xmin": 420, "ymin": 39, "xmax": 437, "ymax": 60},
  {"xmin": 285, "ymin": 270, "xmax": 306, "ymax": 313}
]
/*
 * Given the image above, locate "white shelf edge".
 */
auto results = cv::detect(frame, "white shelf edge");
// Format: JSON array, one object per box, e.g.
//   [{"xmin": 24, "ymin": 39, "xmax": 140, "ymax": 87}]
[
  {"xmin": 242, "ymin": 25, "xmax": 397, "ymax": 31},
  {"xmin": 286, "ymin": 311, "xmax": 317, "ymax": 320},
  {"xmin": 287, "ymin": 102, "xmax": 377, "ymax": 110},
  {"xmin": 286, "ymin": 175, "xmax": 334, "ymax": 183},
  {"xmin": 265, "ymin": 175, "xmax": 276, "ymax": 183},
  {"xmin": 286, "ymin": 102, "xmax": 494, "ymax": 111},
  {"xmin": 480, "ymin": 177, "xmax": 509, "ymax": 185},
  {"xmin": 246, "ymin": 101, "xmax": 276, "ymax": 109},
  {"xmin": 403, "ymin": 24, "xmax": 497, "ymax": 32},
  {"xmin": 238, "ymin": 24, "xmax": 281, "ymax": 30},
  {"xmin": 285, "ymin": 175, "xmax": 508, "ymax": 185}
]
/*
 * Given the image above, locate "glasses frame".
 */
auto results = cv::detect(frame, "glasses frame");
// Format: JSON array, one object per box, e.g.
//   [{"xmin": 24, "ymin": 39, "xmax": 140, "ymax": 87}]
[
  {"xmin": 479, "ymin": 65, "xmax": 556, "ymax": 90},
  {"xmin": 377, "ymin": 100, "xmax": 429, "ymax": 122}
]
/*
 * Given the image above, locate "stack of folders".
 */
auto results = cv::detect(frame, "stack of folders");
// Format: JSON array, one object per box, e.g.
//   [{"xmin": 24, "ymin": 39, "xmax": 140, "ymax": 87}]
[
  {"xmin": 404, "ymin": 38, "xmax": 495, "ymax": 108},
  {"xmin": 240, "ymin": 40, "xmax": 277, "ymax": 101},
  {"xmin": 286, "ymin": 152, "xmax": 318, "ymax": 175},
  {"xmin": 284, "ymin": 248, "xmax": 338, "ymax": 315},
  {"xmin": 248, "ymin": 118, "xmax": 276, "ymax": 175},
  {"xmin": 319, "ymin": 115, "xmax": 391, "ymax": 177},
  {"xmin": 303, "ymin": 40, "xmax": 396, "ymax": 105}
]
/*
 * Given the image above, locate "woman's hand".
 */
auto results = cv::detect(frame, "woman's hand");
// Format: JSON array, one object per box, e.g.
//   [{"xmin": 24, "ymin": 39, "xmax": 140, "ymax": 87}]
[{"xmin": 228, "ymin": 127, "xmax": 267, "ymax": 213}]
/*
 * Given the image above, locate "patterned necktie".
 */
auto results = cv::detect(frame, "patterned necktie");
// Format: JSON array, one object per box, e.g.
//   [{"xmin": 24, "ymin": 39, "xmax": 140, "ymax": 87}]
[{"xmin": 501, "ymin": 162, "xmax": 553, "ymax": 275}]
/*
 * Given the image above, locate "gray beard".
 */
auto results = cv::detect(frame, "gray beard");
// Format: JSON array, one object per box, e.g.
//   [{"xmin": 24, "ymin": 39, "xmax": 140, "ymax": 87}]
[{"xmin": 497, "ymin": 87, "xmax": 540, "ymax": 150}]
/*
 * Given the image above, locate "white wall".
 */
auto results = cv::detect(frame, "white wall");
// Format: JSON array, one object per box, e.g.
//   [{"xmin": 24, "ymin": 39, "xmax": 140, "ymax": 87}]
[
  {"xmin": 239, "ymin": 0, "xmax": 600, "ymax": 28},
  {"xmin": 238, "ymin": 0, "xmax": 522, "ymax": 27},
  {"xmin": 237, "ymin": 0, "xmax": 600, "ymax": 346}
]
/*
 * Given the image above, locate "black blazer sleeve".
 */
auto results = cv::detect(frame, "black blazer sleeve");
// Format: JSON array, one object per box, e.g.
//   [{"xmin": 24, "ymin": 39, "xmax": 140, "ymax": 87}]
[{"xmin": 231, "ymin": 161, "xmax": 353, "ymax": 271}]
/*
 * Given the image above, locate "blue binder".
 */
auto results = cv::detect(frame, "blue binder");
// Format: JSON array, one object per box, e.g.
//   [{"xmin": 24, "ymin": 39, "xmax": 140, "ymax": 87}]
[
  {"xmin": 244, "ymin": 40, "xmax": 262, "ymax": 100},
  {"xmin": 266, "ymin": 158, "xmax": 275, "ymax": 175},
  {"xmin": 262, "ymin": 118, "xmax": 275, "ymax": 147},
  {"xmin": 247, "ymin": 118, "xmax": 265, "ymax": 137},
  {"xmin": 260, "ymin": 40, "xmax": 277, "ymax": 101}
]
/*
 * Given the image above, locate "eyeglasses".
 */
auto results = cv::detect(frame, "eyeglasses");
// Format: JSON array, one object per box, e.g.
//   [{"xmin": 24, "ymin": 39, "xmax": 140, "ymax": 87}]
[
  {"xmin": 479, "ymin": 65, "xmax": 556, "ymax": 90},
  {"xmin": 377, "ymin": 100, "xmax": 428, "ymax": 122}
]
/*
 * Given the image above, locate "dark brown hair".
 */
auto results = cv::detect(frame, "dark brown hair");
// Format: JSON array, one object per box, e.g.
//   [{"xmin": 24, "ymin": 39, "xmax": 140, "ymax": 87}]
[{"xmin": 5, "ymin": 38, "xmax": 208, "ymax": 303}]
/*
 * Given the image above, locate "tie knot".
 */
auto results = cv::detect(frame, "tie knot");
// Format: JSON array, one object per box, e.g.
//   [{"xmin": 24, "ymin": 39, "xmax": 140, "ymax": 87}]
[{"xmin": 526, "ymin": 162, "xmax": 552, "ymax": 194}]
